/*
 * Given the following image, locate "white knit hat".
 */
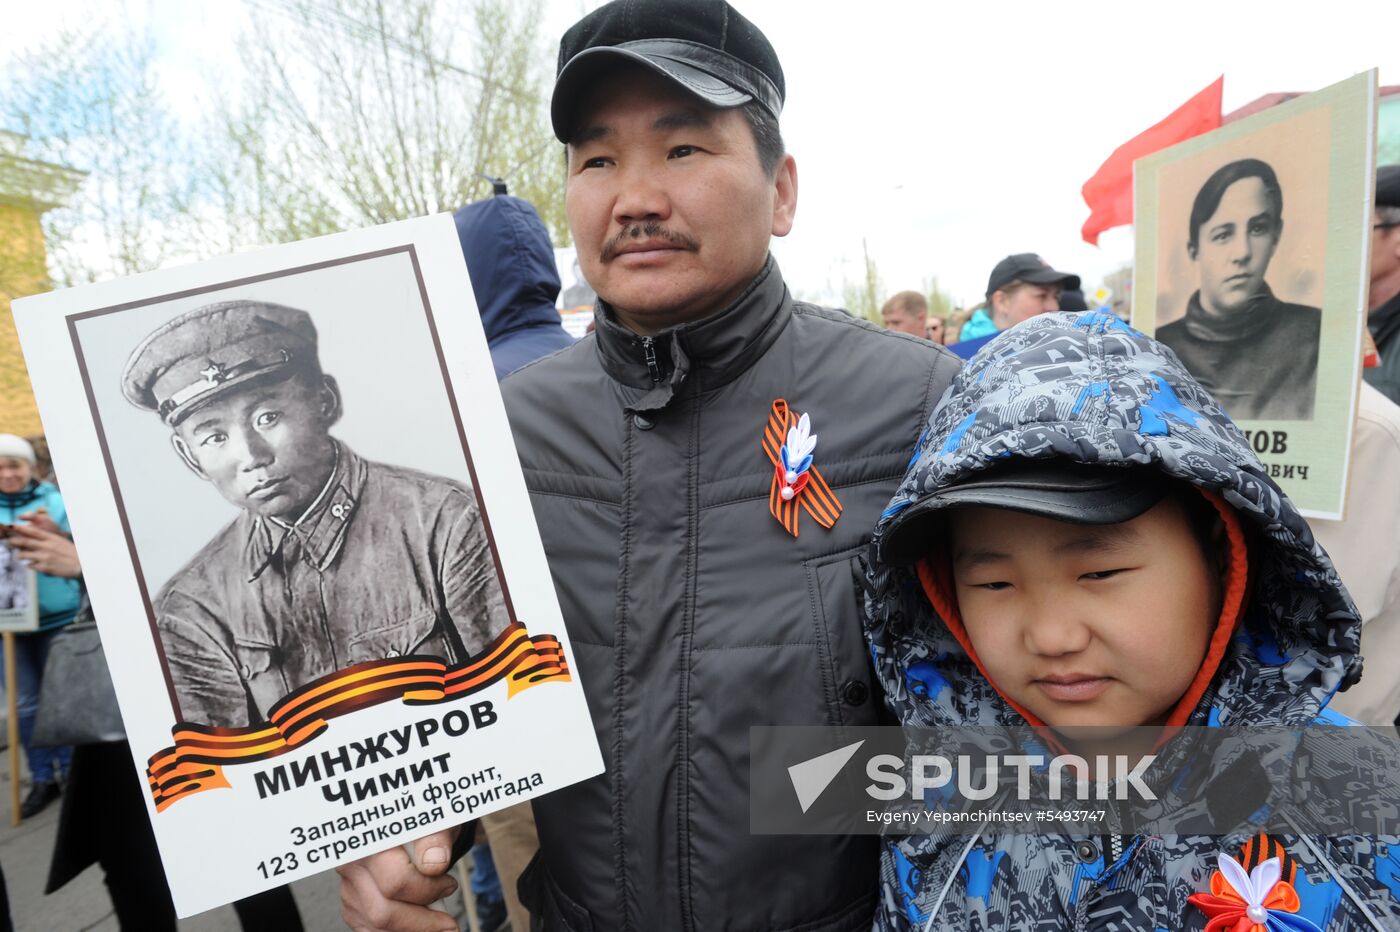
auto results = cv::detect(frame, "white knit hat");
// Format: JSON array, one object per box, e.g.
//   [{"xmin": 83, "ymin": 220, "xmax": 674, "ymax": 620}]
[{"xmin": 0, "ymin": 435, "xmax": 36, "ymax": 465}]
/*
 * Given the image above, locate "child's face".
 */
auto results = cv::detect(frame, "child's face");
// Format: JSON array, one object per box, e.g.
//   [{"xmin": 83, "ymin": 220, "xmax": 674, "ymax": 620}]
[{"xmin": 948, "ymin": 498, "xmax": 1221, "ymax": 730}]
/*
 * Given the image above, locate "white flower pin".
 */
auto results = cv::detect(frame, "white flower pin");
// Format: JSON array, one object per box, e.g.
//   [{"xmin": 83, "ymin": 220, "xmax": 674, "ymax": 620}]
[
  {"xmin": 1218, "ymin": 852, "xmax": 1281, "ymax": 925},
  {"xmin": 762, "ymin": 399, "xmax": 844, "ymax": 536},
  {"xmin": 781, "ymin": 413, "xmax": 817, "ymax": 487}
]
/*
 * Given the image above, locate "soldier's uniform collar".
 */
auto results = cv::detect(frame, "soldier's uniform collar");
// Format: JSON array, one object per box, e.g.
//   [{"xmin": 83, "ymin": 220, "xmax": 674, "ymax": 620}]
[{"xmin": 244, "ymin": 441, "xmax": 366, "ymax": 580}]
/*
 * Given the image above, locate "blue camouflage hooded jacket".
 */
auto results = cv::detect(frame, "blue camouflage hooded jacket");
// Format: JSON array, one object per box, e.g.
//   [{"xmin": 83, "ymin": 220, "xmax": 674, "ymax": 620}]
[{"xmin": 863, "ymin": 312, "xmax": 1400, "ymax": 931}]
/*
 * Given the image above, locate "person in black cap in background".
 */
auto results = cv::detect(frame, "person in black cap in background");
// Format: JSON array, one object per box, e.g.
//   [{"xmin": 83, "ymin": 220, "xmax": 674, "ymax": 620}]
[
  {"xmin": 1057, "ymin": 287, "xmax": 1088, "ymax": 313},
  {"xmin": 1368, "ymin": 164, "xmax": 1400, "ymax": 406},
  {"xmin": 337, "ymin": 0, "xmax": 960, "ymax": 929},
  {"xmin": 121, "ymin": 301, "xmax": 509, "ymax": 728},
  {"xmin": 1309, "ymin": 164, "xmax": 1400, "ymax": 726},
  {"xmin": 948, "ymin": 253, "xmax": 1079, "ymax": 358}
]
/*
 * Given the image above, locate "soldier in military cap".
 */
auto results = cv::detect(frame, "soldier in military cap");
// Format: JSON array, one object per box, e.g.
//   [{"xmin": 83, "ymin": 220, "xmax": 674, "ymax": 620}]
[{"xmin": 123, "ymin": 300, "xmax": 509, "ymax": 728}]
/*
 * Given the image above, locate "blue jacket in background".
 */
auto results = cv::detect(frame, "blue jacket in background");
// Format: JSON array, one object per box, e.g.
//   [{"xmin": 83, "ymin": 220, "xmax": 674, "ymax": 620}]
[
  {"xmin": 0, "ymin": 481, "xmax": 82, "ymax": 631},
  {"xmin": 453, "ymin": 195, "xmax": 575, "ymax": 380},
  {"xmin": 956, "ymin": 306, "xmax": 999, "ymax": 342}
]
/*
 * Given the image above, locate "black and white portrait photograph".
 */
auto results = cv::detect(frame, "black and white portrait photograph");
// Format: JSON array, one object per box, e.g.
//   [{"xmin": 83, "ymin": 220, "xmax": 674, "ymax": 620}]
[
  {"xmin": 1156, "ymin": 157, "xmax": 1321, "ymax": 419},
  {"xmin": 70, "ymin": 250, "xmax": 512, "ymax": 729},
  {"xmin": 0, "ymin": 539, "xmax": 29, "ymax": 609},
  {"xmin": 1151, "ymin": 107, "xmax": 1330, "ymax": 422},
  {"xmin": 8, "ymin": 199, "xmax": 610, "ymax": 917},
  {"xmin": 1133, "ymin": 71, "xmax": 1376, "ymax": 519},
  {"xmin": 0, "ymin": 536, "xmax": 37, "ymax": 630}
]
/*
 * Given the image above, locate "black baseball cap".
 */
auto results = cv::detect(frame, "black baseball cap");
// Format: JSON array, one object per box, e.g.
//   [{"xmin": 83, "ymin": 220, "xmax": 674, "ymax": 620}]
[
  {"xmin": 985, "ymin": 253, "xmax": 1081, "ymax": 300},
  {"xmin": 879, "ymin": 462, "xmax": 1170, "ymax": 566},
  {"xmin": 1378, "ymin": 164, "xmax": 1400, "ymax": 210},
  {"xmin": 551, "ymin": 0, "xmax": 785, "ymax": 144}
]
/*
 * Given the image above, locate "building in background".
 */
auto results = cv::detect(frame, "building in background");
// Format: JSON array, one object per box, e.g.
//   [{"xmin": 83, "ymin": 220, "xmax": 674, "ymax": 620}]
[
  {"xmin": 0, "ymin": 131, "xmax": 83, "ymax": 435},
  {"xmin": 1225, "ymin": 85, "xmax": 1400, "ymax": 162}
]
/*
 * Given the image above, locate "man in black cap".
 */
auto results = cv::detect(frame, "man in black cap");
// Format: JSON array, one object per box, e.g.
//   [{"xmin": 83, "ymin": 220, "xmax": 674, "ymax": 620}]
[
  {"xmin": 337, "ymin": 1, "xmax": 960, "ymax": 929},
  {"xmin": 1367, "ymin": 164, "xmax": 1400, "ymax": 406},
  {"xmin": 122, "ymin": 300, "xmax": 509, "ymax": 728},
  {"xmin": 955, "ymin": 253, "xmax": 1079, "ymax": 346}
]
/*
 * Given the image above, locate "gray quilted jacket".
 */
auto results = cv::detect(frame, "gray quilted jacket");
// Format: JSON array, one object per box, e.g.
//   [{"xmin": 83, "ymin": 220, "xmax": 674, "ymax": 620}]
[{"xmin": 502, "ymin": 258, "xmax": 961, "ymax": 931}]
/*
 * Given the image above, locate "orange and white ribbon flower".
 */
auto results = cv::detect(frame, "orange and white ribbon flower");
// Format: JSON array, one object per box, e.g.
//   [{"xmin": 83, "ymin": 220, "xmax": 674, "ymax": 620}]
[{"xmin": 761, "ymin": 399, "xmax": 842, "ymax": 537}]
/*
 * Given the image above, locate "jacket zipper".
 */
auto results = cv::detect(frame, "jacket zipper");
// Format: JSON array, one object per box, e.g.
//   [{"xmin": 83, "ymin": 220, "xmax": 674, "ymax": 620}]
[{"xmin": 641, "ymin": 336, "xmax": 663, "ymax": 383}]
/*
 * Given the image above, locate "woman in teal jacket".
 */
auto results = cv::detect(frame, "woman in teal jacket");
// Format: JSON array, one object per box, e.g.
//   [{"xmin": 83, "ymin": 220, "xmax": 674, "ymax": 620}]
[{"xmin": 0, "ymin": 434, "xmax": 80, "ymax": 817}]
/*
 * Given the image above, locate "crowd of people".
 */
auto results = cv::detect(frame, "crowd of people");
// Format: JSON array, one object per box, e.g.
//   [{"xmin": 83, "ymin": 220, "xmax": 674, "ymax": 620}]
[
  {"xmin": 879, "ymin": 252, "xmax": 1087, "ymax": 357},
  {"xmin": 336, "ymin": 2, "xmax": 1400, "ymax": 931},
  {"xmin": 4, "ymin": 0, "xmax": 1400, "ymax": 930}
]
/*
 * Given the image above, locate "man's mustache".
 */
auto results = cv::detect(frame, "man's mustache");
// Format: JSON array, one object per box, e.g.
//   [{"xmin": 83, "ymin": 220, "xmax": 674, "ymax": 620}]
[{"xmin": 600, "ymin": 223, "xmax": 699, "ymax": 262}]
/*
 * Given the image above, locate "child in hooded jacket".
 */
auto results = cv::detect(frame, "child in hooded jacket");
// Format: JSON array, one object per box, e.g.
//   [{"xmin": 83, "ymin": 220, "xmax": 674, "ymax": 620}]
[{"xmin": 865, "ymin": 311, "xmax": 1400, "ymax": 931}]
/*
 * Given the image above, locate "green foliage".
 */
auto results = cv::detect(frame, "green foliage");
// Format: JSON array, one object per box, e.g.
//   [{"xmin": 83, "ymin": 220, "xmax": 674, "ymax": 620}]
[
  {"xmin": 922, "ymin": 275, "xmax": 955, "ymax": 320},
  {"xmin": 838, "ymin": 245, "xmax": 959, "ymax": 329},
  {"xmin": 841, "ymin": 238, "xmax": 884, "ymax": 324},
  {"xmin": 1, "ymin": 25, "xmax": 202, "ymax": 285},
  {"xmin": 213, "ymin": 0, "xmax": 567, "ymax": 249},
  {"xmin": 0, "ymin": 0, "xmax": 568, "ymax": 285}
]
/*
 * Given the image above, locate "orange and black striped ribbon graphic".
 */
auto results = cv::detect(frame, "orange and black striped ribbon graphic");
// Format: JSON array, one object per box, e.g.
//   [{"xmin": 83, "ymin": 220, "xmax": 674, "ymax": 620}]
[
  {"xmin": 145, "ymin": 621, "xmax": 569, "ymax": 811},
  {"xmin": 761, "ymin": 399, "xmax": 843, "ymax": 537},
  {"xmin": 1239, "ymin": 831, "xmax": 1298, "ymax": 886}
]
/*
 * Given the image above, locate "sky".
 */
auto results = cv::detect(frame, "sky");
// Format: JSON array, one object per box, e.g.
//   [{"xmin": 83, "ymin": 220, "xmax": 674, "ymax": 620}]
[{"xmin": 2, "ymin": 0, "xmax": 1395, "ymax": 308}]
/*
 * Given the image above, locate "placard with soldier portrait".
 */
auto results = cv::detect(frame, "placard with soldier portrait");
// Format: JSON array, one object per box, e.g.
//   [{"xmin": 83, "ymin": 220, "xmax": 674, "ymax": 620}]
[
  {"xmin": 0, "ymin": 532, "xmax": 38, "ymax": 632},
  {"xmin": 11, "ymin": 215, "xmax": 603, "ymax": 916},
  {"xmin": 1132, "ymin": 71, "xmax": 1377, "ymax": 518}
]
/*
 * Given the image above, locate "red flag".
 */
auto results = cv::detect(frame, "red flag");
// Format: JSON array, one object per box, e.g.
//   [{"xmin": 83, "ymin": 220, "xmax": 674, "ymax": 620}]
[{"xmin": 1080, "ymin": 77, "xmax": 1224, "ymax": 246}]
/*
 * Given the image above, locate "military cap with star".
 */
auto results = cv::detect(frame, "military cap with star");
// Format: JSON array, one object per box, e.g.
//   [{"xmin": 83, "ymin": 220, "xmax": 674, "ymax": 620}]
[{"xmin": 121, "ymin": 300, "xmax": 321, "ymax": 426}]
